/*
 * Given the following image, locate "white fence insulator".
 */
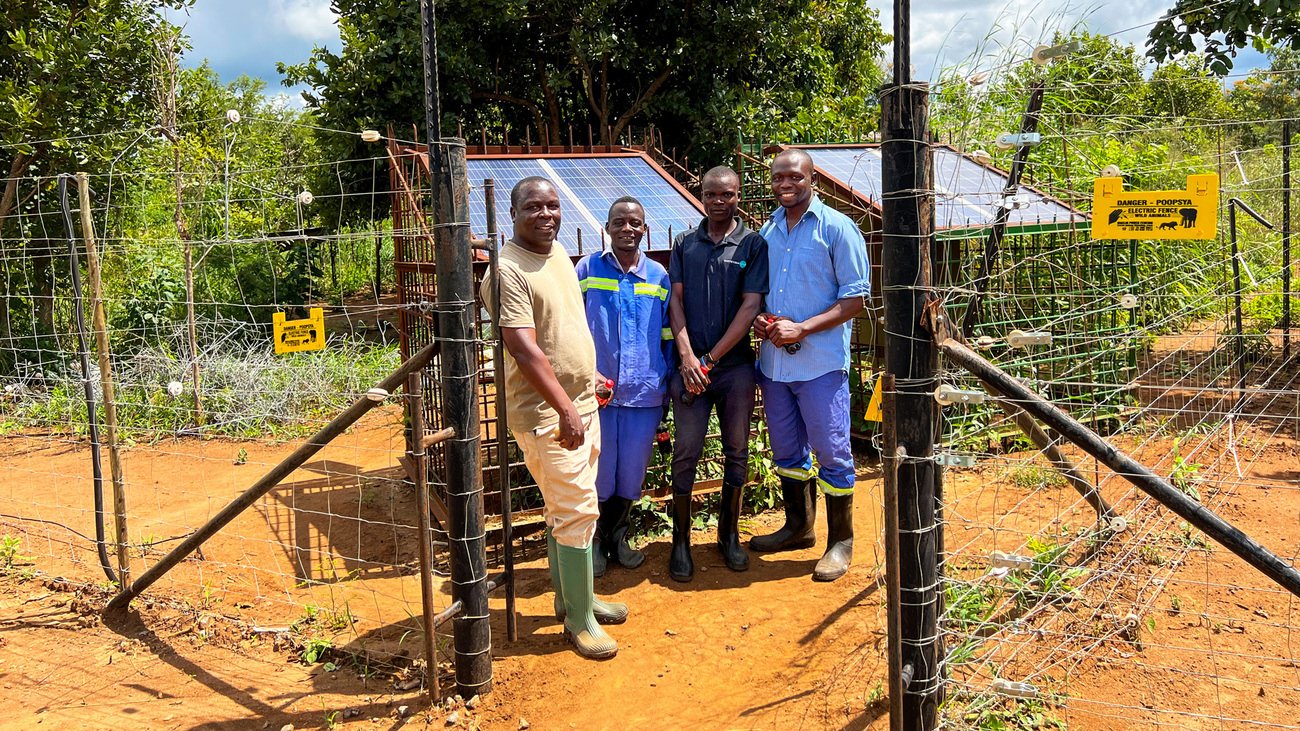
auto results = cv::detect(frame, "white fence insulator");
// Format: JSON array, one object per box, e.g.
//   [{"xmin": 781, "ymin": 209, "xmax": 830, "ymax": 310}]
[
  {"xmin": 360, "ymin": 129, "xmax": 382, "ymax": 143},
  {"xmin": 1032, "ymin": 40, "xmax": 1081, "ymax": 64},
  {"xmin": 226, "ymin": 109, "xmax": 241, "ymax": 124},
  {"xmin": 297, "ymin": 190, "xmax": 314, "ymax": 206},
  {"xmin": 366, "ymin": 388, "xmax": 389, "ymax": 403},
  {"xmin": 1109, "ymin": 516, "xmax": 1128, "ymax": 533},
  {"xmin": 1101, "ymin": 164, "xmax": 1122, "ymax": 178},
  {"xmin": 990, "ymin": 551, "xmax": 1033, "ymax": 571},
  {"xmin": 935, "ymin": 384, "xmax": 985, "ymax": 405},
  {"xmin": 992, "ymin": 679, "xmax": 1039, "ymax": 698},
  {"xmin": 1118, "ymin": 293, "xmax": 1138, "ymax": 309},
  {"xmin": 974, "ymin": 335, "xmax": 997, "ymax": 350},
  {"xmin": 970, "ymin": 149, "xmax": 992, "ymax": 166},
  {"xmin": 1006, "ymin": 330, "xmax": 1052, "ymax": 348}
]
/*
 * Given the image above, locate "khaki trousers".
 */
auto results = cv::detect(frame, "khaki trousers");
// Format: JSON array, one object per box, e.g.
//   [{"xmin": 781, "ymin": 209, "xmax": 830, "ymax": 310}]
[{"xmin": 512, "ymin": 413, "xmax": 601, "ymax": 549}]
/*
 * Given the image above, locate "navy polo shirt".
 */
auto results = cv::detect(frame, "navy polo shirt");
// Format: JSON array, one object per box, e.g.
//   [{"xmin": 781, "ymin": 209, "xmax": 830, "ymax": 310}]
[{"xmin": 669, "ymin": 218, "xmax": 769, "ymax": 367}]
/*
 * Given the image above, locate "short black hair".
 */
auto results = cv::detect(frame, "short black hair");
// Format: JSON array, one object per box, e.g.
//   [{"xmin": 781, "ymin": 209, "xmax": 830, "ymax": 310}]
[
  {"xmin": 772, "ymin": 148, "xmax": 814, "ymax": 173},
  {"xmin": 510, "ymin": 176, "xmax": 555, "ymax": 209},
  {"xmin": 606, "ymin": 195, "xmax": 644, "ymax": 222},
  {"xmin": 702, "ymin": 166, "xmax": 740, "ymax": 188}
]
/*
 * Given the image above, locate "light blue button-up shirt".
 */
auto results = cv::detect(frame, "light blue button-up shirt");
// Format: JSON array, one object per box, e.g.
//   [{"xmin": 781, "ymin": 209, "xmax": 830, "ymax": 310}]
[
  {"xmin": 574, "ymin": 250, "xmax": 674, "ymax": 407},
  {"xmin": 758, "ymin": 196, "xmax": 870, "ymax": 383}
]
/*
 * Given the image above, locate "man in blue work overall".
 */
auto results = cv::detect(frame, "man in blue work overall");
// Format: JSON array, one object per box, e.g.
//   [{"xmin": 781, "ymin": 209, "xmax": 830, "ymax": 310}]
[
  {"xmin": 752, "ymin": 148, "xmax": 869, "ymax": 582},
  {"xmin": 667, "ymin": 166, "xmax": 768, "ymax": 582},
  {"xmin": 574, "ymin": 196, "xmax": 674, "ymax": 577}
]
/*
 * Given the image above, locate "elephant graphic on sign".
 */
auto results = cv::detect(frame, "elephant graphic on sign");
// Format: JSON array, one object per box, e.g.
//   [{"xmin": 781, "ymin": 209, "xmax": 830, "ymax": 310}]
[{"xmin": 1179, "ymin": 208, "xmax": 1197, "ymax": 228}]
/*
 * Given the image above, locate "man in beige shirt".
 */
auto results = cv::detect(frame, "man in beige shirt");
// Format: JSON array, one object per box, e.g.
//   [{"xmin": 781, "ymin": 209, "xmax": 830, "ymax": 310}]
[{"xmin": 482, "ymin": 176, "xmax": 628, "ymax": 660}]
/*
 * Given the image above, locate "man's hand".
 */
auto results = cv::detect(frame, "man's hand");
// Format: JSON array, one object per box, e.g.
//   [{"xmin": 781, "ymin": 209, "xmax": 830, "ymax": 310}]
[
  {"xmin": 768, "ymin": 317, "xmax": 805, "ymax": 347},
  {"xmin": 679, "ymin": 353, "xmax": 710, "ymax": 394},
  {"xmin": 555, "ymin": 402, "xmax": 586, "ymax": 450},
  {"xmin": 594, "ymin": 372, "xmax": 614, "ymax": 406},
  {"xmin": 753, "ymin": 313, "xmax": 774, "ymax": 341}
]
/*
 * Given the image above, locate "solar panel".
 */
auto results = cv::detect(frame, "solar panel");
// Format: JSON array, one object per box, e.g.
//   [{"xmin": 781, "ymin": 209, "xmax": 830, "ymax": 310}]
[
  {"xmin": 466, "ymin": 154, "xmax": 704, "ymax": 252},
  {"xmin": 798, "ymin": 146, "xmax": 1086, "ymax": 232}
]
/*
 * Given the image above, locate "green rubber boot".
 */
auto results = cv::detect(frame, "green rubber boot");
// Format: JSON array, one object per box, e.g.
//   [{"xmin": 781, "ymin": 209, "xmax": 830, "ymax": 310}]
[
  {"xmin": 547, "ymin": 528, "xmax": 628, "ymax": 624},
  {"xmin": 555, "ymin": 542, "xmax": 619, "ymax": 659}
]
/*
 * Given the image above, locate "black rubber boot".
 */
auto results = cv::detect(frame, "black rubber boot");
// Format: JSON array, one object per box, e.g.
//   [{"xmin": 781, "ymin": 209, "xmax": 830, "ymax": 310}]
[
  {"xmin": 606, "ymin": 496, "xmax": 645, "ymax": 569},
  {"xmin": 591, "ymin": 518, "xmax": 607, "ymax": 579},
  {"xmin": 668, "ymin": 494, "xmax": 694, "ymax": 582},
  {"xmin": 717, "ymin": 482, "xmax": 749, "ymax": 571},
  {"xmin": 749, "ymin": 477, "xmax": 817, "ymax": 552},
  {"xmin": 813, "ymin": 492, "xmax": 854, "ymax": 582}
]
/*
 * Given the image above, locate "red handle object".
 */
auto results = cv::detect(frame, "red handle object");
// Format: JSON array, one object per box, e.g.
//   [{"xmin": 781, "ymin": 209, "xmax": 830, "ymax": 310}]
[{"xmin": 596, "ymin": 378, "xmax": 615, "ymax": 407}]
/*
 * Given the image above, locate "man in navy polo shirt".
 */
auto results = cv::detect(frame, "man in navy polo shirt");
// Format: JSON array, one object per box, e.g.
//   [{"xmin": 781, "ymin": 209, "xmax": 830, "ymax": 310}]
[
  {"xmin": 666, "ymin": 166, "xmax": 768, "ymax": 582},
  {"xmin": 752, "ymin": 148, "xmax": 869, "ymax": 582},
  {"xmin": 574, "ymin": 196, "xmax": 673, "ymax": 577}
]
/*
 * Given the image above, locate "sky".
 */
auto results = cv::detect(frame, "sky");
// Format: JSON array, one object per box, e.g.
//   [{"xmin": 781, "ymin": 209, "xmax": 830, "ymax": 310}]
[{"xmin": 173, "ymin": 0, "xmax": 1271, "ymax": 105}]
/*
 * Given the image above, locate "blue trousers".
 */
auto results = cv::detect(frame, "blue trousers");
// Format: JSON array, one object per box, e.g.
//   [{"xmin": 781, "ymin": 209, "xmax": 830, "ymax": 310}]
[
  {"xmin": 757, "ymin": 369, "xmax": 854, "ymax": 494},
  {"xmin": 596, "ymin": 405, "xmax": 662, "ymax": 501}
]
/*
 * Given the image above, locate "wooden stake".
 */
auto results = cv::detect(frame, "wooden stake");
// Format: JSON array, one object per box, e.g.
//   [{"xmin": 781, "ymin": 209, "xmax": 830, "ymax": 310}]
[{"xmin": 77, "ymin": 172, "xmax": 129, "ymax": 584}]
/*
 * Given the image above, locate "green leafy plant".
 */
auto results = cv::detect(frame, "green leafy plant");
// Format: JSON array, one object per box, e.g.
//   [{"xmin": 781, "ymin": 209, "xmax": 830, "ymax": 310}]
[
  {"xmin": 1169, "ymin": 439, "xmax": 1203, "ymax": 500},
  {"xmin": 302, "ymin": 637, "xmax": 333, "ymax": 664},
  {"xmin": 0, "ymin": 534, "xmax": 30, "ymax": 571},
  {"xmin": 1005, "ymin": 537, "xmax": 1087, "ymax": 608}
]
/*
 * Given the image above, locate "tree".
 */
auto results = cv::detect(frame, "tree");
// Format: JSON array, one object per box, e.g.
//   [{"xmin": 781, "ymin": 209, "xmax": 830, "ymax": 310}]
[
  {"xmin": 1147, "ymin": 0, "xmax": 1300, "ymax": 74},
  {"xmin": 0, "ymin": 0, "xmax": 187, "ymax": 372},
  {"xmin": 280, "ymin": 0, "xmax": 887, "ymax": 223},
  {"xmin": 1226, "ymin": 47, "xmax": 1300, "ymax": 147}
]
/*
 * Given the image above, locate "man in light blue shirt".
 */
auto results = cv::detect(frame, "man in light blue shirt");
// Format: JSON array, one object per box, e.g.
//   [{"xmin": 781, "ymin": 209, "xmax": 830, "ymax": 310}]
[{"xmin": 752, "ymin": 148, "xmax": 870, "ymax": 582}]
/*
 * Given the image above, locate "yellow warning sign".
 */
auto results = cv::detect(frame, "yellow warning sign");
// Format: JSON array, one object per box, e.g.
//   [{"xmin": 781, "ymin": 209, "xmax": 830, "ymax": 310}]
[
  {"xmin": 1091, "ymin": 173, "xmax": 1218, "ymax": 240},
  {"xmin": 273, "ymin": 308, "xmax": 326, "ymax": 354},
  {"xmin": 864, "ymin": 375, "xmax": 883, "ymax": 423}
]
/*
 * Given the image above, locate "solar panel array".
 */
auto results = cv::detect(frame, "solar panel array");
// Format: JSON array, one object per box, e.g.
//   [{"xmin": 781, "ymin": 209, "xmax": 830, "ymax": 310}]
[
  {"xmin": 798, "ymin": 146, "xmax": 1086, "ymax": 232},
  {"xmin": 466, "ymin": 155, "xmax": 704, "ymax": 252}
]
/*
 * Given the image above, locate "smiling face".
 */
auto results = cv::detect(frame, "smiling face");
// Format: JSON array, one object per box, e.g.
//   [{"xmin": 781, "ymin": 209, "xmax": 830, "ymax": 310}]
[
  {"xmin": 605, "ymin": 201, "xmax": 646, "ymax": 255},
  {"xmin": 511, "ymin": 181, "xmax": 562, "ymax": 249},
  {"xmin": 701, "ymin": 172, "xmax": 740, "ymax": 227},
  {"xmin": 770, "ymin": 152, "xmax": 815, "ymax": 210}
]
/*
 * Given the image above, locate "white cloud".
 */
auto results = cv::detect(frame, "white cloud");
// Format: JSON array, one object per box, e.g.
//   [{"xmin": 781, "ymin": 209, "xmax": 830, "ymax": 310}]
[
  {"xmin": 273, "ymin": 0, "xmax": 338, "ymax": 41},
  {"xmin": 867, "ymin": 0, "xmax": 1180, "ymax": 78}
]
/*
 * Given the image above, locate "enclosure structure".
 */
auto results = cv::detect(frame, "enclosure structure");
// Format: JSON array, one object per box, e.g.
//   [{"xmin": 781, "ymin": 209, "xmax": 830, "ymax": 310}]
[{"xmin": 386, "ymin": 136, "xmax": 708, "ymax": 541}]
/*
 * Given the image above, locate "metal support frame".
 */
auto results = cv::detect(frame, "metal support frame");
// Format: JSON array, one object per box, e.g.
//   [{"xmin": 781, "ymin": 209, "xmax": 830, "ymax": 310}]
[
  {"xmin": 105, "ymin": 339, "xmax": 442, "ymax": 611},
  {"xmin": 1284, "ymin": 122, "xmax": 1292, "ymax": 363},
  {"xmin": 485, "ymin": 179, "xmax": 518, "ymax": 643}
]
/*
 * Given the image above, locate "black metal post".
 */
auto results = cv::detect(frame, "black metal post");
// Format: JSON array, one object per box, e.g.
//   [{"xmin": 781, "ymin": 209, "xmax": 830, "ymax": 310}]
[
  {"xmin": 486, "ymin": 179, "xmax": 517, "ymax": 643},
  {"xmin": 421, "ymin": 9, "xmax": 489, "ymax": 692},
  {"xmin": 881, "ymin": 3, "xmax": 941, "ymax": 723},
  {"xmin": 58, "ymin": 175, "xmax": 116, "ymax": 585},
  {"xmin": 1283, "ymin": 122, "xmax": 1292, "ymax": 363},
  {"xmin": 939, "ymin": 338, "xmax": 1300, "ymax": 598},
  {"xmin": 961, "ymin": 83, "xmax": 1045, "ymax": 337},
  {"xmin": 1230, "ymin": 203, "xmax": 1244, "ymax": 390}
]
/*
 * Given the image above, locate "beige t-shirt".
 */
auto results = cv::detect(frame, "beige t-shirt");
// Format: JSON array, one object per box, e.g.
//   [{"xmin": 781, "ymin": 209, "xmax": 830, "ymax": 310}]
[{"xmin": 482, "ymin": 239, "xmax": 598, "ymax": 432}]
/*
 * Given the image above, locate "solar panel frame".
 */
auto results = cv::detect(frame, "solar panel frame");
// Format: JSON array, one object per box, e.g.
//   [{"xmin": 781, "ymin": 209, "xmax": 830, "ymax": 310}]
[
  {"xmin": 466, "ymin": 152, "xmax": 705, "ymax": 253},
  {"xmin": 791, "ymin": 144, "xmax": 1087, "ymax": 235}
]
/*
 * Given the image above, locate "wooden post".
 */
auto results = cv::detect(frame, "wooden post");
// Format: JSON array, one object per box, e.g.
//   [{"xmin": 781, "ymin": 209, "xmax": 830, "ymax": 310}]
[
  {"xmin": 406, "ymin": 371, "xmax": 441, "ymax": 704},
  {"xmin": 882, "ymin": 374, "xmax": 904, "ymax": 731},
  {"xmin": 77, "ymin": 173, "xmax": 129, "ymax": 584}
]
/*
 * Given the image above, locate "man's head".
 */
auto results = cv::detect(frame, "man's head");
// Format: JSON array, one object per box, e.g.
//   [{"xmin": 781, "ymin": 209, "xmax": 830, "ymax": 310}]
[
  {"xmin": 701, "ymin": 166, "xmax": 741, "ymax": 226},
  {"xmin": 510, "ymin": 176, "xmax": 562, "ymax": 249},
  {"xmin": 770, "ymin": 149, "xmax": 816, "ymax": 211},
  {"xmin": 605, "ymin": 196, "xmax": 646, "ymax": 255}
]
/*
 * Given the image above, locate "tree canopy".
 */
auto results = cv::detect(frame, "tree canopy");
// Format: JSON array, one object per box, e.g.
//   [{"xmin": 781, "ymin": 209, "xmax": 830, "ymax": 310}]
[
  {"xmin": 280, "ymin": 0, "xmax": 888, "ymax": 221},
  {"xmin": 1147, "ymin": 0, "xmax": 1300, "ymax": 74}
]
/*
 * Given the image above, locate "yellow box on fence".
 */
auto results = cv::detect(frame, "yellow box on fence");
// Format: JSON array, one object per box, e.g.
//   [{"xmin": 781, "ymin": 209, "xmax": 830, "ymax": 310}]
[
  {"xmin": 864, "ymin": 374, "xmax": 883, "ymax": 423},
  {"xmin": 1091, "ymin": 173, "xmax": 1218, "ymax": 240},
  {"xmin": 272, "ymin": 307, "xmax": 326, "ymax": 354}
]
